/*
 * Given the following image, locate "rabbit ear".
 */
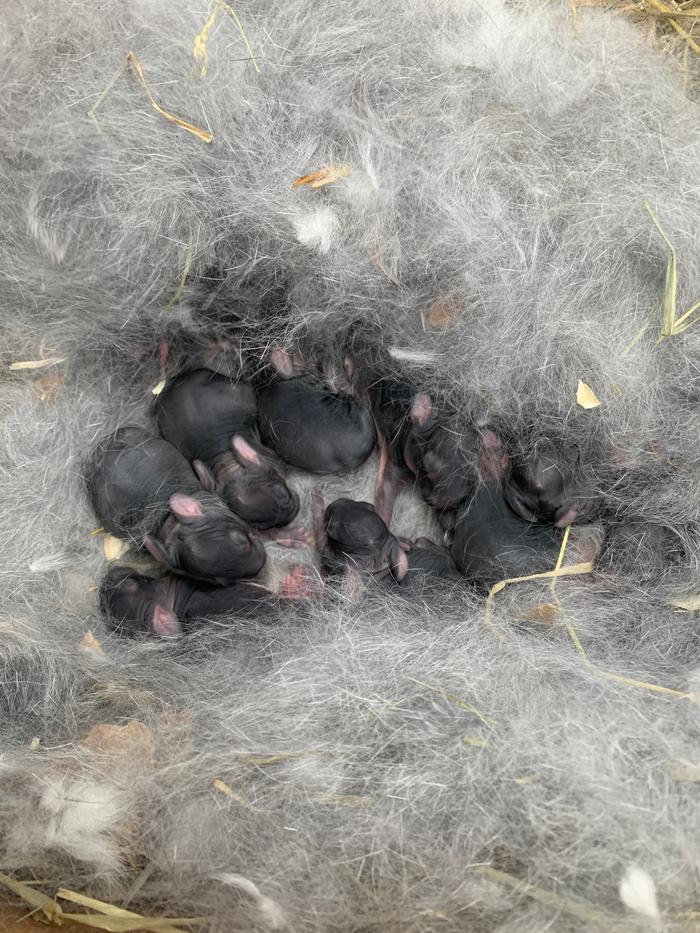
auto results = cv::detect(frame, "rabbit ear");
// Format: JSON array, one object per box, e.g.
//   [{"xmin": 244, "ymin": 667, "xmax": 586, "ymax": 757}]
[
  {"xmin": 554, "ymin": 505, "xmax": 579, "ymax": 528},
  {"xmin": 169, "ymin": 493, "xmax": 204, "ymax": 522},
  {"xmin": 270, "ymin": 347, "xmax": 295, "ymax": 377},
  {"xmin": 231, "ymin": 435, "xmax": 262, "ymax": 466},
  {"xmin": 143, "ymin": 535, "xmax": 173, "ymax": 569},
  {"xmin": 192, "ymin": 459, "xmax": 217, "ymax": 492},
  {"xmin": 151, "ymin": 605, "xmax": 181, "ymax": 638},
  {"xmin": 388, "ymin": 539, "xmax": 409, "ymax": 583}
]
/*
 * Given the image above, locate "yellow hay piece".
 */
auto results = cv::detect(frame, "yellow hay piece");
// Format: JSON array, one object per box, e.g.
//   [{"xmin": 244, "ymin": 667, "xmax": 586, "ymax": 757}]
[
  {"xmin": 575, "ymin": 380, "xmax": 601, "ymax": 409},
  {"xmin": 0, "ymin": 873, "xmax": 63, "ymax": 923},
  {"xmin": 151, "ymin": 380, "xmax": 167, "ymax": 396},
  {"xmin": 622, "ymin": 302, "xmax": 660, "ymax": 355},
  {"xmin": 480, "ymin": 866, "xmax": 625, "ymax": 929},
  {"xmin": 212, "ymin": 778, "xmax": 258, "ymax": 810},
  {"xmin": 88, "ymin": 60, "xmax": 128, "ymax": 133},
  {"xmin": 193, "ymin": 1, "xmax": 261, "ymax": 78},
  {"xmin": 669, "ymin": 595, "xmax": 700, "ymax": 611},
  {"xmin": 56, "ymin": 889, "xmax": 206, "ymax": 933},
  {"xmin": 292, "ymin": 164, "xmax": 353, "ymax": 189},
  {"xmin": 127, "ymin": 52, "xmax": 213, "ymax": 144},
  {"xmin": 485, "ymin": 560, "xmax": 595, "ymax": 627},
  {"xmin": 644, "ymin": 201, "xmax": 700, "ymax": 342},
  {"xmin": 9, "ymin": 357, "xmax": 66, "ymax": 371},
  {"xmin": 563, "ymin": 616, "xmax": 693, "ymax": 698},
  {"xmin": 462, "ymin": 735, "xmax": 489, "ymax": 747},
  {"xmin": 103, "ymin": 535, "xmax": 129, "ymax": 561},
  {"xmin": 645, "ymin": 0, "xmax": 700, "ymax": 53},
  {"xmin": 550, "ymin": 531, "xmax": 692, "ymax": 699},
  {"xmin": 486, "ymin": 529, "xmax": 692, "ymax": 700}
]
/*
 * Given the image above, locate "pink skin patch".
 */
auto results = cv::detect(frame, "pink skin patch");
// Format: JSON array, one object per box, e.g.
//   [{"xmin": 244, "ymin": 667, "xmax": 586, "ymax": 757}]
[
  {"xmin": 151, "ymin": 604, "xmax": 181, "ymax": 637},
  {"xmin": 410, "ymin": 393, "xmax": 433, "ymax": 426},
  {"xmin": 375, "ymin": 438, "xmax": 400, "ymax": 527},
  {"xmin": 480, "ymin": 429, "xmax": 508, "ymax": 481},
  {"xmin": 231, "ymin": 435, "xmax": 262, "ymax": 466},
  {"xmin": 341, "ymin": 566, "xmax": 365, "ymax": 602},
  {"xmin": 393, "ymin": 548, "xmax": 409, "ymax": 582},
  {"xmin": 158, "ymin": 338, "xmax": 170, "ymax": 379},
  {"xmin": 311, "ymin": 489, "xmax": 328, "ymax": 552},
  {"xmin": 554, "ymin": 506, "xmax": 579, "ymax": 528},
  {"xmin": 279, "ymin": 564, "xmax": 317, "ymax": 599},
  {"xmin": 169, "ymin": 494, "xmax": 204, "ymax": 520},
  {"xmin": 261, "ymin": 527, "xmax": 314, "ymax": 549},
  {"xmin": 202, "ymin": 338, "xmax": 232, "ymax": 367},
  {"xmin": 270, "ymin": 348, "xmax": 295, "ymax": 378},
  {"xmin": 566, "ymin": 527, "xmax": 602, "ymax": 566}
]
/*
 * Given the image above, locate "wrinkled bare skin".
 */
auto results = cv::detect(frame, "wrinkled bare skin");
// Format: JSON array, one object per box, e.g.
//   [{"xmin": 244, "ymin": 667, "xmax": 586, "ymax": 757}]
[
  {"xmin": 450, "ymin": 483, "xmax": 563, "ymax": 590},
  {"xmin": 362, "ymin": 375, "xmax": 480, "ymax": 527},
  {"xmin": 86, "ymin": 426, "xmax": 266, "ymax": 585},
  {"xmin": 256, "ymin": 349, "xmax": 377, "ymax": 475},
  {"xmin": 392, "ymin": 537, "xmax": 463, "ymax": 592},
  {"xmin": 99, "ymin": 566, "xmax": 287, "ymax": 637},
  {"xmin": 312, "ymin": 494, "xmax": 409, "ymax": 592},
  {"xmin": 503, "ymin": 442, "xmax": 595, "ymax": 528}
]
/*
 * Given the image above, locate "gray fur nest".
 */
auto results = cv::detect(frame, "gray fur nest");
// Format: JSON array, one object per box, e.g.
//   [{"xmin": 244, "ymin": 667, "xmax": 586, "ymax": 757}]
[{"xmin": 0, "ymin": 0, "xmax": 699, "ymax": 930}]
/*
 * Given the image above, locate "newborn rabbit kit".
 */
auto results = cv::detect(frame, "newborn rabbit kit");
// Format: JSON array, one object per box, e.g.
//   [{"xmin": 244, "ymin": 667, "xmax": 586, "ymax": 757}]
[{"xmin": 1, "ymin": 0, "xmax": 699, "ymax": 930}]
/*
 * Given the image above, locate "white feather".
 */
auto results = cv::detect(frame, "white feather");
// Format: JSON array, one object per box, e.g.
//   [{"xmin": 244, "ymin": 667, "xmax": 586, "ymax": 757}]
[
  {"xmin": 619, "ymin": 866, "xmax": 661, "ymax": 923},
  {"xmin": 292, "ymin": 208, "xmax": 340, "ymax": 254}
]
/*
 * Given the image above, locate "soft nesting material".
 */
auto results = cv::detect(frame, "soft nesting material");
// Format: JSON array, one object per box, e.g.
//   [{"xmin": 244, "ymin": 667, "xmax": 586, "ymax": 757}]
[{"xmin": 0, "ymin": 0, "xmax": 699, "ymax": 929}]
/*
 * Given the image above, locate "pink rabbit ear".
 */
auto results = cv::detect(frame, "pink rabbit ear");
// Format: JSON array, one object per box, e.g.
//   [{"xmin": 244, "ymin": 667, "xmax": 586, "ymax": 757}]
[
  {"xmin": 410, "ymin": 393, "xmax": 433, "ymax": 426},
  {"xmin": 389, "ymin": 541, "xmax": 409, "ymax": 583},
  {"xmin": 168, "ymin": 493, "xmax": 204, "ymax": 521},
  {"xmin": 231, "ymin": 435, "xmax": 262, "ymax": 466},
  {"xmin": 395, "ymin": 548, "xmax": 409, "ymax": 582},
  {"xmin": 151, "ymin": 605, "xmax": 181, "ymax": 638},
  {"xmin": 270, "ymin": 348, "xmax": 295, "ymax": 377},
  {"xmin": 554, "ymin": 505, "xmax": 579, "ymax": 528}
]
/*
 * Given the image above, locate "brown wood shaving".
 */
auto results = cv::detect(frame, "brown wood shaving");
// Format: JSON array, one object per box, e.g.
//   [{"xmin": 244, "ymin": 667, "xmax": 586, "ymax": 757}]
[
  {"xmin": 79, "ymin": 631, "xmax": 106, "ymax": 657},
  {"xmin": 426, "ymin": 295, "xmax": 461, "ymax": 329},
  {"xmin": 519, "ymin": 602, "xmax": 560, "ymax": 625},
  {"xmin": 34, "ymin": 372, "xmax": 65, "ymax": 402},
  {"xmin": 292, "ymin": 164, "xmax": 352, "ymax": 188}
]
